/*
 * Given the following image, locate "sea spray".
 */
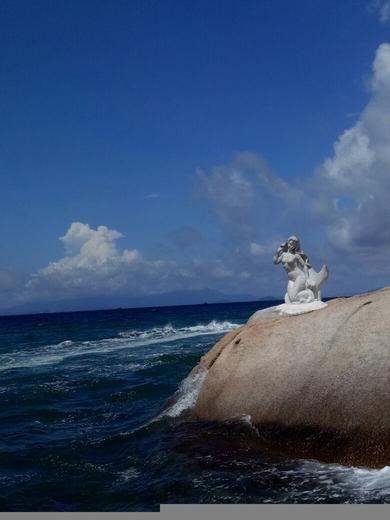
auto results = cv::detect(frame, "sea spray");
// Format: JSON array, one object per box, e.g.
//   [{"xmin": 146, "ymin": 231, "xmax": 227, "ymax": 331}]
[
  {"xmin": 118, "ymin": 320, "xmax": 239, "ymax": 341},
  {"xmin": 159, "ymin": 367, "xmax": 209, "ymax": 418}
]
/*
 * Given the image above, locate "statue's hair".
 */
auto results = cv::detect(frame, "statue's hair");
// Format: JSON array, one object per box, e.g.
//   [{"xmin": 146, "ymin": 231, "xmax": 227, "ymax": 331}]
[
  {"xmin": 276, "ymin": 238, "xmax": 298, "ymax": 254},
  {"xmin": 287, "ymin": 236, "xmax": 301, "ymax": 252},
  {"xmin": 287, "ymin": 236, "xmax": 312, "ymax": 268},
  {"xmin": 275, "ymin": 236, "xmax": 311, "ymax": 268}
]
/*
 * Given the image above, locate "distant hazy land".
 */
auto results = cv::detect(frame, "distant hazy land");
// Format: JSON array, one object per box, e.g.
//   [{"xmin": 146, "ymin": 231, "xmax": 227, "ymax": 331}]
[{"xmin": 1, "ymin": 288, "xmax": 280, "ymax": 316}]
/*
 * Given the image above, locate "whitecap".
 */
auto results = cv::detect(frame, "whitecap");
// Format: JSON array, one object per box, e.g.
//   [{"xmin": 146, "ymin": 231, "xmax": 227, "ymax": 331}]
[
  {"xmin": 0, "ymin": 320, "xmax": 239, "ymax": 371},
  {"xmin": 118, "ymin": 320, "xmax": 240, "ymax": 343}
]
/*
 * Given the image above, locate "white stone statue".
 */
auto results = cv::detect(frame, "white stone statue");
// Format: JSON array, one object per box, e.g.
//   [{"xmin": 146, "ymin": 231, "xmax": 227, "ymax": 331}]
[{"xmin": 274, "ymin": 236, "xmax": 328, "ymax": 305}]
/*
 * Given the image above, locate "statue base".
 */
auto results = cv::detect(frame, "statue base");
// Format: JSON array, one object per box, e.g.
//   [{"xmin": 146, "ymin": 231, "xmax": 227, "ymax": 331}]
[
  {"xmin": 247, "ymin": 300, "xmax": 328, "ymax": 325},
  {"xmin": 276, "ymin": 300, "xmax": 328, "ymax": 316}
]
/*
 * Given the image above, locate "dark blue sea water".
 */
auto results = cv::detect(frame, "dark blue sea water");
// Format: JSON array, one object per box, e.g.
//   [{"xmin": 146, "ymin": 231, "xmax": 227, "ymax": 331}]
[{"xmin": 0, "ymin": 300, "xmax": 389, "ymax": 511}]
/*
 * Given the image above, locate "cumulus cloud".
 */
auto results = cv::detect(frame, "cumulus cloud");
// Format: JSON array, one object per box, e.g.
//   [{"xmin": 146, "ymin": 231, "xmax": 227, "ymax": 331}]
[
  {"xmin": 320, "ymin": 43, "xmax": 390, "ymax": 251},
  {"xmin": 20, "ymin": 222, "xmax": 267, "ymax": 307},
  {"xmin": 60, "ymin": 222, "xmax": 126, "ymax": 257},
  {"xmin": 25, "ymin": 222, "xmax": 169, "ymax": 300}
]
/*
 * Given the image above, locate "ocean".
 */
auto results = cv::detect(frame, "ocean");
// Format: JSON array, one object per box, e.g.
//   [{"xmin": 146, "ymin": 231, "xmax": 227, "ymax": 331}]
[{"xmin": 0, "ymin": 300, "xmax": 389, "ymax": 511}]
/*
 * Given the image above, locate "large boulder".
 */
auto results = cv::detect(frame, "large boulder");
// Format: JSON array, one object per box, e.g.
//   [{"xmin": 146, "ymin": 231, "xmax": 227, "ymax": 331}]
[{"xmin": 191, "ymin": 287, "xmax": 390, "ymax": 467}]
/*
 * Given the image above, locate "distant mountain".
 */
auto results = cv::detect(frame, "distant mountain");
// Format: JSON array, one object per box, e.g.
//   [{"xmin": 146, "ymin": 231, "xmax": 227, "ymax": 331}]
[{"xmin": 1, "ymin": 289, "xmax": 280, "ymax": 316}]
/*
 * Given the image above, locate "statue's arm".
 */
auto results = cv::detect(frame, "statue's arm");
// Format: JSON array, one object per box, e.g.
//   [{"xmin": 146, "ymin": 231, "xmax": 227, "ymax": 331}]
[
  {"xmin": 274, "ymin": 242, "xmax": 287, "ymax": 264},
  {"xmin": 296, "ymin": 253, "xmax": 306, "ymax": 268},
  {"xmin": 296, "ymin": 252, "xmax": 312, "ymax": 269},
  {"xmin": 296, "ymin": 254, "xmax": 314, "ymax": 288},
  {"xmin": 273, "ymin": 249, "xmax": 283, "ymax": 264}
]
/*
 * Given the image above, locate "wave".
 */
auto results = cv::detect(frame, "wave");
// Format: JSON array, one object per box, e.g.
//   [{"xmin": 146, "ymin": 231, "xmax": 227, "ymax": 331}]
[
  {"xmin": 350, "ymin": 465, "xmax": 390, "ymax": 492},
  {"xmin": 118, "ymin": 320, "xmax": 239, "ymax": 341},
  {"xmin": 0, "ymin": 321, "xmax": 239, "ymax": 371},
  {"xmin": 131, "ymin": 368, "xmax": 209, "ymax": 434},
  {"xmin": 291, "ymin": 461, "xmax": 390, "ymax": 501},
  {"xmin": 159, "ymin": 367, "xmax": 208, "ymax": 418}
]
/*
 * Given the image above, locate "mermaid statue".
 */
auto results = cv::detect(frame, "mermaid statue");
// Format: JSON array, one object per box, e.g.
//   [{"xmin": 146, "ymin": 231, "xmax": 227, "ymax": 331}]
[{"xmin": 274, "ymin": 236, "xmax": 329, "ymax": 304}]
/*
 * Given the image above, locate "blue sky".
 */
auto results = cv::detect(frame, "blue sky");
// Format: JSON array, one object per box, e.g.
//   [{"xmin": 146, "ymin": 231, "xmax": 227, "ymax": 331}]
[{"xmin": 1, "ymin": 0, "xmax": 390, "ymax": 312}]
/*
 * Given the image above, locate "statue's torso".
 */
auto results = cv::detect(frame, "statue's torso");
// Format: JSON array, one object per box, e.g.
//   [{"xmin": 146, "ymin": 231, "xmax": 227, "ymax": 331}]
[{"xmin": 281, "ymin": 252, "xmax": 300, "ymax": 273}]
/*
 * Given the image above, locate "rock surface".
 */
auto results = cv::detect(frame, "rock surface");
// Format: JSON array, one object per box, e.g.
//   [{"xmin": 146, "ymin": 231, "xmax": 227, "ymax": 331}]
[{"xmin": 191, "ymin": 287, "xmax": 390, "ymax": 467}]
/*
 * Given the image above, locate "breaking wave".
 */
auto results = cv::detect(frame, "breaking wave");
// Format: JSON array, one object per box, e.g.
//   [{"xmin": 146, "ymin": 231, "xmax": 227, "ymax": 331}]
[
  {"xmin": 119, "ymin": 320, "xmax": 239, "ymax": 341},
  {"xmin": 0, "ymin": 320, "xmax": 239, "ymax": 371},
  {"xmin": 159, "ymin": 367, "xmax": 209, "ymax": 418},
  {"xmin": 285, "ymin": 461, "xmax": 390, "ymax": 502}
]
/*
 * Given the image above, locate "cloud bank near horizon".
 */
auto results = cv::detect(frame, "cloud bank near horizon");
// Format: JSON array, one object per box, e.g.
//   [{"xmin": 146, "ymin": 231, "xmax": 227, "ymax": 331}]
[{"xmin": 2, "ymin": 43, "xmax": 390, "ymax": 312}]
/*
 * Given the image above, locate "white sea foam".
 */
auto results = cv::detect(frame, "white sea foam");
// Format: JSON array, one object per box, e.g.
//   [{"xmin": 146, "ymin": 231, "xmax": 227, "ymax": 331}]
[
  {"xmin": 0, "ymin": 321, "xmax": 239, "ymax": 371},
  {"xmin": 118, "ymin": 320, "xmax": 239, "ymax": 341},
  {"xmin": 218, "ymin": 416, "xmax": 390, "ymax": 499},
  {"xmin": 352, "ymin": 465, "xmax": 390, "ymax": 491},
  {"xmin": 117, "ymin": 467, "xmax": 140, "ymax": 482},
  {"xmin": 136, "ymin": 368, "xmax": 209, "ymax": 427},
  {"xmin": 161, "ymin": 367, "xmax": 208, "ymax": 418},
  {"xmin": 289, "ymin": 460, "xmax": 390, "ymax": 501},
  {"xmin": 55, "ymin": 340, "xmax": 74, "ymax": 348}
]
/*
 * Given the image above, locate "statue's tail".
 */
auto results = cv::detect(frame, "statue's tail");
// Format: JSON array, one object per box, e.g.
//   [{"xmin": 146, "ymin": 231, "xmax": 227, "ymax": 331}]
[{"xmin": 308, "ymin": 264, "xmax": 329, "ymax": 289}]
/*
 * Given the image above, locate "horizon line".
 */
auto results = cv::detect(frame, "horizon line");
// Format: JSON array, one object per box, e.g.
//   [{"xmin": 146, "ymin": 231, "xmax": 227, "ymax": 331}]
[{"xmin": 0, "ymin": 294, "xmax": 355, "ymax": 319}]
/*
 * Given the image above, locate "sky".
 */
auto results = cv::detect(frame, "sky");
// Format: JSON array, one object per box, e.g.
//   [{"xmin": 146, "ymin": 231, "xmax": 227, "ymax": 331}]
[{"xmin": 1, "ymin": 0, "xmax": 390, "ymax": 312}]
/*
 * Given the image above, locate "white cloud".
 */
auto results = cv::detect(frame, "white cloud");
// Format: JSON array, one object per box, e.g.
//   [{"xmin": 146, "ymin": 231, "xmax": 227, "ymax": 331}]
[
  {"xmin": 250, "ymin": 242, "xmax": 267, "ymax": 256},
  {"xmin": 323, "ymin": 123, "xmax": 375, "ymax": 189},
  {"xmin": 371, "ymin": 1, "xmax": 390, "ymax": 23},
  {"xmin": 25, "ymin": 222, "xmax": 163, "ymax": 299},
  {"xmin": 60, "ymin": 222, "xmax": 125, "ymax": 257},
  {"xmin": 20, "ymin": 222, "xmax": 264, "ymax": 307},
  {"xmin": 320, "ymin": 43, "xmax": 390, "ymax": 251},
  {"xmin": 250, "ymin": 241, "xmax": 279, "ymax": 257}
]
